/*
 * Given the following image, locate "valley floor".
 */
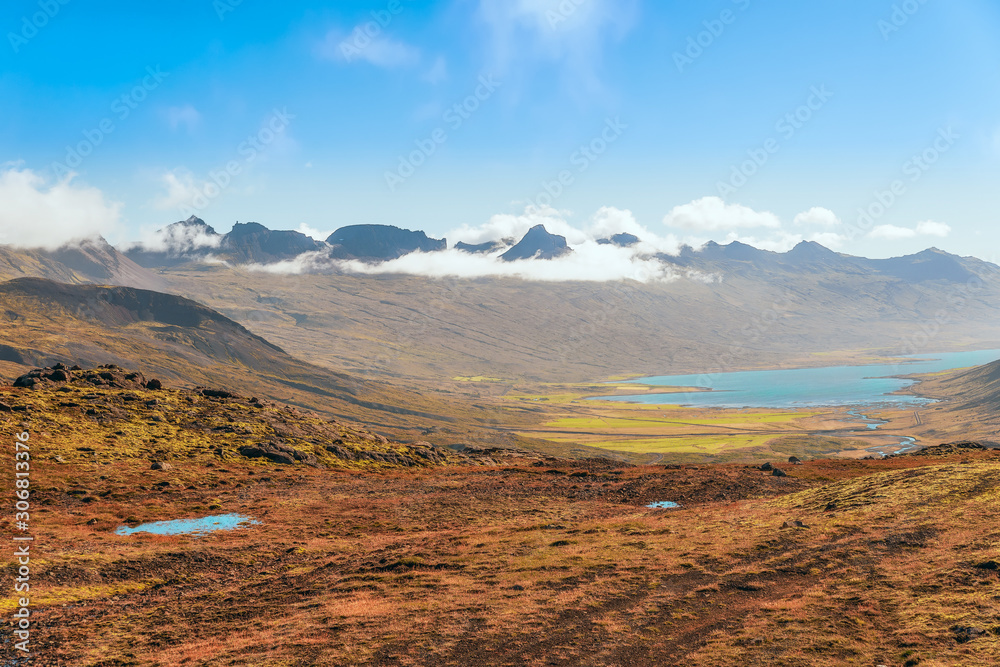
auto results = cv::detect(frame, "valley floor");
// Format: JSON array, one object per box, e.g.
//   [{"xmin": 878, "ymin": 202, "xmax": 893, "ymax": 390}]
[{"xmin": 7, "ymin": 447, "xmax": 1000, "ymax": 666}]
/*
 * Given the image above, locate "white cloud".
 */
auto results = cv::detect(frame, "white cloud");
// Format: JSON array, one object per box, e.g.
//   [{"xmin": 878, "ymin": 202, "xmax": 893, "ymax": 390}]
[
  {"xmin": 447, "ymin": 205, "xmax": 583, "ymax": 246},
  {"xmin": 869, "ymin": 224, "xmax": 916, "ymax": 240},
  {"xmin": 664, "ymin": 197, "xmax": 781, "ymax": 232},
  {"xmin": 586, "ymin": 206, "xmax": 680, "ymax": 254},
  {"xmin": 164, "ymin": 104, "xmax": 201, "ymax": 132},
  {"xmin": 296, "ymin": 223, "xmax": 333, "ymax": 242},
  {"xmin": 808, "ymin": 231, "xmax": 848, "ymax": 249},
  {"xmin": 250, "ymin": 244, "xmax": 686, "ymax": 283},
  {"xmin": 445, "ymin": 205, "xmax": 680, "ymax": 255},
  {"xmin": 793, "ymin": 207, "xmax": 840, "ymax": 228},
  {"xmin": 316, "ymin": 30, "xmax": 421, "ymax": 68},
  {"xmin": 128, "ymin": 220, "xmax": 221, "ymax": 254},
  {"xmin": 915, "ymin": 220, "xmax": 951, "ymax": 237},
  {"xmin": 0, "ymin": 168, "xmax": 121, "ymax": 250},
  {"xmin": 868, "ymin": 221, "xmax": 952, "ymax": 240},
  {"xmin": 153, "ymin": 170, "xmax": 205, "ymax": 211}
]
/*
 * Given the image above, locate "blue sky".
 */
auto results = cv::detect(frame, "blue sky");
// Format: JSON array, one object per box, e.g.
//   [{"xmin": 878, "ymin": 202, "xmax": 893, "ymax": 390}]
[{"xmin": 2, "ymin": 0, "xmax": 1000, "ymax": 259}]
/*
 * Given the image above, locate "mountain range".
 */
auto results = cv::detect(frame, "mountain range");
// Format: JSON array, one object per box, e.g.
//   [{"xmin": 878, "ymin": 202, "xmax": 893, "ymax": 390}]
[{"xmin": 3, "ymin": 218, "xmax": 1000, "ymax": 386}]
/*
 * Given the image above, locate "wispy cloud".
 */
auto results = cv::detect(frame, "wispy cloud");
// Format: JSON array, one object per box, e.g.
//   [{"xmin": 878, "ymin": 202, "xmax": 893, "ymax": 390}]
[
  {"xmin": 316, "ymin": 29, "xmax": 421, "ymax": 68},
  {"xmin": 477, "ymin": 0, "xmax": 638, "ymax": 92},
  {"xmin": 164, "ymin": 104, "xmax": 202, "ymax": 132},
  {"xmin": 152, "ymin": 169, "xmax": 205, "ymax": 211}
]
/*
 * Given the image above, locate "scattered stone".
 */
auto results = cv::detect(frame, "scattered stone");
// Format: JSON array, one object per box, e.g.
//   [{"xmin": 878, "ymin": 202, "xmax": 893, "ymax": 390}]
[
  {"xmin": 974, "ymin": 560, "xmax": 999, "ymax": 571},
  {"xmin": 54, "ymin": 456, "xmax": 66, "ymax": 463},
  {"xmin": 772, "ymin": 468, "xmax": 787, "ymax": 477},
  {"xmin": 549, "ymin": 540, "xmax": 572, "ymax": 547},
  {"xmin": 150, "ymin": 461, "xmax": 172, "ymax": 471},
  {"xmin": 781, "ymin": 520, "xmax": 808, "ymax": 529},
  {"xmin": 86, "ymin": 518, "xmax": 99, "ymax": 525},
  {"xmin": 146, "ymin": 379, "xmax": 162, "ymax": 390},
  {"xmin": 788, "ymin": 456, "xmax": 802, "ymax": 464},
  {"xmin": 510, "ymin": 584, "xmax": 525, "ymax": 591},
  {"xmin": 760, "ymin": 462, "xmax": 773, "ymax": 471}
]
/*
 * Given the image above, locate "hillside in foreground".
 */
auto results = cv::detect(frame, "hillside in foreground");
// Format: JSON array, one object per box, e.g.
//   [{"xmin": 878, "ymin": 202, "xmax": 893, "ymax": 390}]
[{"xmin": 1, "ymin": 365, "xmax": 998, "ymax": 665}]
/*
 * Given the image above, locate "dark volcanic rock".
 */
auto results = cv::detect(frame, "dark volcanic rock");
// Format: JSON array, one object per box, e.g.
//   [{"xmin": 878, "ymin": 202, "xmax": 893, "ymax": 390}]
[
  {"xmin": 326, "ymin": 224, "xmax": 446, "ymax": 261},
  {"xmin": 500, "ymin": 225, "xmax": 572, "ymax": 262},
  {"xmin": 788, "ymin": 456, "xmax": 802, "ymax": 464},
  {"xmin": 771, "ymin": 468, "xmax": 787, "ymax": 477},
  {"xmin": 760, "ymin": 462, "xmax": 773, "ymax": 471}
]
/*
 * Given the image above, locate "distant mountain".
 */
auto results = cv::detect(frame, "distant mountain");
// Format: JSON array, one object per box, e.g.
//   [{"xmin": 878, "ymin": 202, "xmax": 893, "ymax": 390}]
[
  {"xmin": 597, "ymin": 233, "xmax": 640, "ymax": 248},
  {"xmin": 0, "ymin": 237, "xmax": 166, "ymax": 291},
  {"xmin": 326, "ymin": 224, "xmax": 446, "ymax": 261},
  {"xmin": 221, "ymin": 222, "xmax": 327, "ymax": 264},
  {"xmin": 455, "ymin": 240, "xmax": 508, "ymax": 254},
  {"xmin": 500, "ymin": 225, "xmax": 572, "ymax": 262},
  {"xmin": 125, "ymin": 218, "xmax": 324, "ymax": 267},
  {"xmin": 660, "ymin": 240, "xmax": 987, "ymax": 285},
  {"xmin": 123, "ymin": 216, "xmax": 221, "ymax": 268},
  {"xmin": 862, "ymin": 248, "xmax": 978, "ymax": 283}
]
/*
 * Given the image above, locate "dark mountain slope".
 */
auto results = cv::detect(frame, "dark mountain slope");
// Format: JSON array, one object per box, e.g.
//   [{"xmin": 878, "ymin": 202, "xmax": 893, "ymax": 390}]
[
  {"xmin": 0, "ymin": 278, "xmax": 479, "ymax": 438},
  {"xmin": 0, "ymin": 238, "xmax": 166, "ymax": 291},
  {"xmin": 221, "ymin": 222, "xmax": 327, "ymax": 263},
  {"xmin": 326, "ymin": 224, "xmax": 446, "ymax": 261},
  {"xmin": 500, "ymin": 225, "xmax": 571, "ymax": 261}
]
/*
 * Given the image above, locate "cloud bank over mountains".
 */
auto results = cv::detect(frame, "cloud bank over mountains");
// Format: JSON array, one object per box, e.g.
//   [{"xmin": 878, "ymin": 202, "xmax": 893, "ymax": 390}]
[{"xmin": 0, "ymin": 164, "xmax": 956, "ymax": 282}]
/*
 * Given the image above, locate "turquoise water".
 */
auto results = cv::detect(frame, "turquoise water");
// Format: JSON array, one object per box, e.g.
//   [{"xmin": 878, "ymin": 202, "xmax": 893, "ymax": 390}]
[
  {"xmin": 646, "ymin": 501, "xmax": 680, "ymax": 509},
  {"xmin": 602, "ymin": 349, "xmax": 1000, "ymax": 408},
  {"xmin": 115, "ymin": 513, "xmax": 260, "ymax": 537}
]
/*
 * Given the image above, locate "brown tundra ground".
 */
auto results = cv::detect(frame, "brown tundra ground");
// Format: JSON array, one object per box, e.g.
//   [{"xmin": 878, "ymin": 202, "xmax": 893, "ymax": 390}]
[{"xmin": 2, "ymin": 376, "xmax": 1000, "ymax": 666}]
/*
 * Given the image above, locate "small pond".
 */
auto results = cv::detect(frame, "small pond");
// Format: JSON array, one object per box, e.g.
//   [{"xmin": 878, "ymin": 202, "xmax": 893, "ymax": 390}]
[
  {"xmin": 115, "ymin": 513, "xmax": 260, "ymax": 537},
  {"xmin": 646, "ymin": 501, "xmax": 681, "ymax": 509}
]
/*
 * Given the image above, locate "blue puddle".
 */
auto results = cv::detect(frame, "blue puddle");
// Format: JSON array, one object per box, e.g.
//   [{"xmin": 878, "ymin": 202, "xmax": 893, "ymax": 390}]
[
  {"xmin": 115, "ymin": 513, "xmax": 260, "ymax": 537},
  {"xmin": 646, "ymin": 501, "xmax": 680, "ymax": 509}
]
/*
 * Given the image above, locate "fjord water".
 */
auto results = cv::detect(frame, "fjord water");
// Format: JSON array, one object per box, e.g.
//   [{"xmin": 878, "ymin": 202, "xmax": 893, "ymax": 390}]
[{"xmin": 604, "ymin": 349, "xmax": 1000, "ymax": 408}]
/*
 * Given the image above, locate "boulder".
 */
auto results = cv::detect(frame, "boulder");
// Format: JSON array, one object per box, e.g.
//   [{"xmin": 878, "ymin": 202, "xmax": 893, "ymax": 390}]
[
  {"xmin": 788, "ymin": 456, "xmax": 802, "ymax": 464},
  {"xmin": 150, "ymin": 461, "xmax": 172, "ymax": 471},
  {"xmin": 239, "ymin": 441, "xmax": 318, "ymax": 466},
  {"xmin": 760, "ymin": 462, "xmax": 773, "ymax": 471},
  {"xmin": 772, "ymin": 468, "xmax": 787, "ymax": 477}
]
